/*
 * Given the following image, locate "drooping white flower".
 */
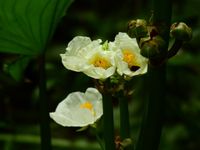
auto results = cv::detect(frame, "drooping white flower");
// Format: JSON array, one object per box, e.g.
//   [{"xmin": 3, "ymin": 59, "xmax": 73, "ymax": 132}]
[
  {"xmin": 114, "ymin": 32, "xmax": 148, "ymax": 77},
  {"xmin": 61, "ymin": 36, "xmax": 116, "ymax": 79},
  {"xmin": 49, "ymin": 88, "xmax": 103, "ymax": 127}
]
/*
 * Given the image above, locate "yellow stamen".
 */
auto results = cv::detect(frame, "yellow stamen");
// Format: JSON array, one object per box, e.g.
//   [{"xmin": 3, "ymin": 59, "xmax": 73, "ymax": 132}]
[
  {"xmin": 80, "ymin": 101, "xmax": 96, "ymax": 116},
  {"xmin": 80, "ymin": 101, "xmax": 93, "ymax": 111},
  {"xmin": 90, "ymin": 54, "xmax": 111, "ymax": 69},
  {"xmin": 122, "ymin": 49, "xmax": 138, "ymax": 68}
]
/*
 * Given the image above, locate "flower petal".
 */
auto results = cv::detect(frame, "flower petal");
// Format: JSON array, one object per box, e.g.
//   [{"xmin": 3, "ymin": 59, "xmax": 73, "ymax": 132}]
[
  {"xmin": 61, "ymin": 36, "xmax": 103, "ymax": 74},
  {"xmin": 114, "ymin": 32, "xmax": 148, "ymax": 77},
  {"xmin": 83, "ymin": 46, "xmax": 116, "ymax": 79},
  {"xmin": 50, "ymin": 88, "xmax": 103, "ymax": 127},
  {"xmin": 66, "ymin": 36, "xmax": 92, "ymax": 54},
  {"xmin": 114, "ymin": 32, "xmax": 140, "ymax": 53},
  {"xmin": 83, "ymin": 66, "xmax": 116, "ymax": 79},
  {"xmin": 61, "ymin": 55, "xmax": 90, "ymax": 72}
]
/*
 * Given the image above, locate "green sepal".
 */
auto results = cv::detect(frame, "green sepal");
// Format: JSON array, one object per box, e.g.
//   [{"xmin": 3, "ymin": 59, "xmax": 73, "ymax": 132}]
[{"xmin": 76, "ymin": 126, "xmax": 89, "ymax": 132}]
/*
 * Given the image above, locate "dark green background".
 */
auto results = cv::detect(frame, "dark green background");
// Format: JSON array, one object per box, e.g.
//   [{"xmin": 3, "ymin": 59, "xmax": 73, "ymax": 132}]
[{"xmin": 0, "ymin": 0, "xmax": 200, "ymax": 149}]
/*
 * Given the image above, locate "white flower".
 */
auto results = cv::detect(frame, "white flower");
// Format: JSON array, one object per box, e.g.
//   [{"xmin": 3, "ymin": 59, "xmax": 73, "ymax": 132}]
[
  {"xmin": 114, "ymin": 32, "xmax": 148, "ymax": 77},
  {"xmin": 61, "ymin": 36, "xmax": 116, "ymax": 79},
  {"xmin": 49, "ymin": 88, "xmax": 103, "ymax": 127}
]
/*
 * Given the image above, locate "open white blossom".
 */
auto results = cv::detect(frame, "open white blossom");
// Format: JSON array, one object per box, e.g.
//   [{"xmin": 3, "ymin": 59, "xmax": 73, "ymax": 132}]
[
  {"xmin": 114, "ymin": 32, "xmax": 148, "ymax": 77},
  {"xmin": 61, "ymin": 36, "xmax": 116, "ymax": 79},
  {"xmin": 50, "ymin": 88, "xmax": 103, "ymax": 127}
]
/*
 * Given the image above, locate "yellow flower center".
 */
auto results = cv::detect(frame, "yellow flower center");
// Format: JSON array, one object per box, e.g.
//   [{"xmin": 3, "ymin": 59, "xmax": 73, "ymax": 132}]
[
  {"xmin": 80, "ymin": 101, "xmax": 96, "ymax": 116},
  {"xmin": 90, "ymin": 54, "xmax": 111, "ymax": 69},
  {"xmin": 122, "ymin": 49, "xmax": 140, "ymax": 71},
  {"xmin": 80, "ymin": 101, "xmax": 93, "ymax": 111}
]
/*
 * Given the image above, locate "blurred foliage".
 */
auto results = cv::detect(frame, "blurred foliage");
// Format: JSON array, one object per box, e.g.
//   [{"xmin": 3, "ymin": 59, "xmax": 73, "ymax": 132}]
[{"xmin": 0, "ymin": 0, "xmax": 200, "ymax": 149}]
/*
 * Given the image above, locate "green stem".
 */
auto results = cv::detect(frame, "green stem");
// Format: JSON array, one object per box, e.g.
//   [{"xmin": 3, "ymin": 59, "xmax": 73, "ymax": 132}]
[
  {"xmin": 95, "ymin": 131, "xmax": 105, "ymax": 150},
  {"xmin": 102, "ymin": 94, "xmax": 115, "ymax": 150},
  {"xmin": 119, "ymin": 93, "xmax": 132, "ymax": 150},
  {"xmin": 119, "ymin": 96, "xmax": 130, "ymax": 139},
  {"xmin": 136, "ymin": 65, "xmax": 166, "ymax": 150},
  {"xmin": 167, "ymin": 39, "xmax": 183, "ymax": 59},
  {"xmin": 39, "ymin": 53, "xmax": 52, "ymax": 150},
  {"xmin": 135, "ymin": 0, "xmax": 172, "ymax": 150}
]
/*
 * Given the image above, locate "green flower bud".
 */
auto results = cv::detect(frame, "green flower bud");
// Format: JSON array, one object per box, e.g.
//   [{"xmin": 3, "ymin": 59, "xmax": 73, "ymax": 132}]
[
  {"xmin": 170, "ymin": 22, "xmax": 192, "ymax": 41},
  {"xmin": 128, "ymin": 19, "xmax": 148, "ymax": 38},
  {"xmin": 140, "ymin": 36, "xmax": 166, "ymax": 59},
  {"xmin": 120, "ymin": 138, "xmax": 133, "ymax": 148},
  {"xmin": 102, "ymin": 40, "xmax": 109, "ymax": 50}
]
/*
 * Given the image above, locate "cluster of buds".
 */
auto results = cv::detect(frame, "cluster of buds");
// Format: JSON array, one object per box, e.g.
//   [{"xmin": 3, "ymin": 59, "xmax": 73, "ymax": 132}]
[{"xmin": 128, "ymin": 19, "xmax": 192, "ymax": 65}]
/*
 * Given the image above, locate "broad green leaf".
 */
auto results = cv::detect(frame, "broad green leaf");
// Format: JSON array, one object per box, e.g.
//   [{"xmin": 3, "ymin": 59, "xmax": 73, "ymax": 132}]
[{"xmin": 0, "ymin": 0, "xmax": 73, "ymax": 55}]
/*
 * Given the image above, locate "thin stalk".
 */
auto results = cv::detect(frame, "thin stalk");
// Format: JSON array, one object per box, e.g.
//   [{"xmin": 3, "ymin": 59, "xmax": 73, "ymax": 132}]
[
  {"xmin": 119, "ymin": 96, "xmax": 130, "ymax": 140},
  {"xmin": 135, "ymin": 0, "xmax": 172, "ymax": 150},
  {"xmin": 119, "ymin": 93, "xmax": 132, "ymax": 150},
  {"xmin": 167, "ymin": 39, "xmax": 182, "ymax": 59},
  {"xmin": 95, "ymin": 132, "xmax": 105, "ymax": 150},
  {"xmin": 39, "ymin": 53, "xmax": 52, "ymax": 150},
  {"xmin": 102, "ymin": 94, "xmax": 115, "ymax": 150}
]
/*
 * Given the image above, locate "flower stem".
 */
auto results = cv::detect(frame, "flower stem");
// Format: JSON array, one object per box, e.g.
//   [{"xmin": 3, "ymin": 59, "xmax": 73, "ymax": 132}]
[
  {"xmin": 39, "ymin": 53, "xmax": 52, "ymax": 150},
  {"xmin": 102, "ymin": 94, "xmax": 115, "ymax": 150},
  {"xmin": 119, "ymin": 92, "xmax": 132, "ymax": 150},
  {"xmin": 136, "ymin": 65, "xmax": 166, "ymax": 150},
  {"xmin": 167, "ymin": 39, "xmax": 183, "ymax": 59},
  {"xmin": 119, "ymin": 96, "xmax": 130, "ymax": 139},
  {"xmin": 95, "ymin": 131, "xmax": 105, "ymax": 150},
  {"xmin": 135, "ymin": 0, "xmax": 172, "ymax": 150}
]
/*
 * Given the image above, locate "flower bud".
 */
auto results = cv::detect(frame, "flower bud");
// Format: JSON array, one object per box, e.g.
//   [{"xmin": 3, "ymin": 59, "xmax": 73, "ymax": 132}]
[
  {"xmin": 102, "ymin": 40, "xmax": 109, "ymax": 50},
  {"xmin": 128, "ymin": 19, "xmax": 148, "ymax": 38},
  {"xmin": 170, "ymin": 22, "xmax": 192, "ymax": 41},
  {"xmin": 140, "ymin": 36, "xmax": 166, "ymax": 59},
  {"xmin": 120, "ymin": 138, "xmax": 132, "ymax": 148}
]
